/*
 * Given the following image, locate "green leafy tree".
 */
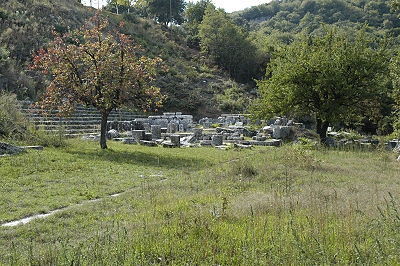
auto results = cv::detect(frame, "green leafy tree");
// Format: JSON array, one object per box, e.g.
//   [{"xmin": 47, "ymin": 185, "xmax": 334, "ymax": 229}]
[
  {"xmin": 31, "ymin": 14, "xmax": 164, "ymax": 149},
  {"xmin": 252, "ymin": 28, "xmax": 389, "ymax": 143},
  {"xmin": 184, "ymin": 0, "xmax": 213, "ymax": 48},
  {"xmin": 198, "ymin": 6, "xmax": 259, "ymax": 82},
  {"xmin": 146, "ymin": 0, "xmax": 185, "ymax": 25}
]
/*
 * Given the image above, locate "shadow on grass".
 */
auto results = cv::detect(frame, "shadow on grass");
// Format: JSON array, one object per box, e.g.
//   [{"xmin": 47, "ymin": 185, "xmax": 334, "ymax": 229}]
[{"xmin": 64, "ymin": 147, "xmax": 212, "ymax": 171}]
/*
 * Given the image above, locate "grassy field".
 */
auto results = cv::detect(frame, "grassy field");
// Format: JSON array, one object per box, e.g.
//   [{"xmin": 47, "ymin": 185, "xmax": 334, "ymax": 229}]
[{"xmin": 1, "ymin": 139, "xmax": 400, "ymax": 264}]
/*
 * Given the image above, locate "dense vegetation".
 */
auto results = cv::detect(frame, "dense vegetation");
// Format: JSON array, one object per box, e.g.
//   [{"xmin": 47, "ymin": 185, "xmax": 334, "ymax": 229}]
[
  {"xmin": 0, "ymin": 0, "xmax": 251, "ymax": 118},
  {"xmin": 232, "ymin": 0, "xmax": 400, "ymax": 42},
  {"xmin": 2, "ymin": 0, "xmax": 400, "ymax": 130}
]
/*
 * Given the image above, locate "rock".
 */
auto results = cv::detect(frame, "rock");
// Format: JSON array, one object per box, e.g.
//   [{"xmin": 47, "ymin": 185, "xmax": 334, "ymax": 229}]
[
  {"xmin": 193, "ymin": 128, "xmax": 203, "ymax": 139},
  {"xmin": 131, "ymin": 120, "xmax": 144, "ymax": 130},
  {"xmin": 200, "ymin": 140, "xmax": 212, "ymax": 146},
  {"xmin": 144, "ymin": 133, "xmax": 153, "ymax": 141},
  {"xmin": 143, "ymin": 123, "xmax": 151, "ymax": 133},
  {"xmin": 243, "ymin": 128, "xmax": 257, "ymax": 138},
  {"xmin": 22, "ymin": 146, "xmax": 44, "ymax": 151},
  {"xmin": 393, "ymin": 142, "xmax": 400, "ymax": 153},
  {"xmin": 387, "ymin": 140, "xmax": 399, "ymax": 151},
  {"xmin": 202, "ymin": 135, "xmax": 211, "ymax": 140},
  {"xmin": 167, "ymin": 122, "xmax": 178, "ymax": 133},
  {"xmin": 162, "ymin": 141, "xmax": 178, "ymax": 148},
  {"xmin": 82, "ymin": 134, "xmax": 100, "ymax": 141},
  {"xmin": 0, "ymin": 142, "xmax": 26, "ymax": 155},
  {"xmin": 212, "ymin": 135, "xmax": 223, "ymax": 146},
  {"xmin": 151, "ymin": 125, "xmax": 162, "ymax": 140},
  {"xmin": 234, "ymin": 143, "xmax": 252, "ymax": 149},
  {"xmin": 181, "ymin": 135, "xmax": 197, "ymax": 144},
  {"xmin": 107, "ymin": 129, "xmax": 120, "ymax": 139},
  {"xmin": 122, "ymin": 138, "xmax": 137, "ymax": 144},
  {"xmin": 139, "ymin": 140, "xmax": 157, "ymax": 147},
  {"xmin": 215, "ymin": 145, "xmax": 230, "ymax": 150},
  {"xmin": 325, "ymin": 137, "xmax": 336, "ymax": 147},
  {"xmin": 255, "ymin": 136, "xmax": 267, "ymax": 141},
  {"xmin": 272, "ymin": 126, "xmax": 291, "ymax": 139},
  {"xmin": 131, "ymin": 130, "xmax": 145, "ymax": 142},
  {"xmin": 397, "ymin": 154, "xmax": 400, "ymax": 161},
  {"xmin": 170, "ymin": 135, "xmax": 181, "ymax": 147},
  {"xmin": 248, "ymin": 139, "xmax": 281, "ymax": 147}
]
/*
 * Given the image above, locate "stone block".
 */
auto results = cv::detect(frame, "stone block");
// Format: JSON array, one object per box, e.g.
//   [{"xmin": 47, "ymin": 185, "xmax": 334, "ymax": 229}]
[
  {"xmin": 139, "ymin": 140, "xmax": 157, "ymax": 147},
  {"xmin": 0, "ymin": 142, "xmax": 26, "ymax": 155},
  {"xmin": 151, "ymin": 125, "xmax": 162, "ymax": 139},
  {"xmin": 170, "ymin": 135, "xmax": 181, "ymax": 147},
  {"xmin": 122, "ymin": 138, "xmax": 137, "ymax": 144},
  {"xmin": 132, "ymin": 120, "xmax": 144, "ymax": 130},
  {"xmin": 144, "ymin": 133, "xmax": 153, "ymax": 141},
  {"xmin": 107, "ymin": 129, "xmax": 120, "ymax": 140},
  {"xmin": 167, "ymin": 122, "xmax": 178, "ymax": 133},
  {"xmin": 212, "ymin": 135, "xmax": 223, "ymax": 146},
  {"xmin": 143, "ymin": 123, "xmax": 151, "ymax": 133},
  {"xmin": 193, "ymin": 128, "xmax": 203, "ymax": 138},
  {"xmin": 162, "ymin": 142, "xmax": 178, "ymax": 148},
  {"xmin": 131, "ymin": 130, "xmax": 145, "ymax": 141},
  {"xmin": 200, "ymin": 140, "xmax": 212, "ymax": 146},
  {"xmin": 272, "ymin": 126, "xmax": 292, "ymax": 139}
]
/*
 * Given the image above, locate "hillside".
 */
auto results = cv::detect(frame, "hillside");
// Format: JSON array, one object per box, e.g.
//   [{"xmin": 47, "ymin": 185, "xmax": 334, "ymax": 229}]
[
  {"xmin": 2, "ymin": 0, "xmax": 400, "ymax": 119},
  {"xmin": 0, "ymin": 0, "xmax": 249, "ymax": 119},
  {"xmin": 231, "ymin": 0, "xmax": 400, "ymax": 47}
]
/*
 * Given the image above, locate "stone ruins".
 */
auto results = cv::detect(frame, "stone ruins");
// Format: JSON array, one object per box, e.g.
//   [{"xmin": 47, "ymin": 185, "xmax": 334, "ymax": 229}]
[
  {"xmin": 97, "ymin": 112, "xmax": 302, "ymax": 149},
  {"xmin": 13, "ymin": 102, "xmax": 400, "ymax": 157}
]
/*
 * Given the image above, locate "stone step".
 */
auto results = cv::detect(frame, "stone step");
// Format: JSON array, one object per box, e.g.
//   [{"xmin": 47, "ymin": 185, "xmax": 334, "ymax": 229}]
[
  {"xmin": 39, "ymin": 124, "xmax": 99, "ymax": 130},
  {"xmin": 31, "ymin": 120, "xmax": 102, "ymax": 125},
  {"xmin": 28, "ymin": 115, "xmax": 140, "ymax": 122},
  {"xmin": 45, "ymin": 128, "xmax": 100, "ymax": 135},
  {"xmin": 23, "ymin": 108, "xmax": 140, "ymax": 115}
]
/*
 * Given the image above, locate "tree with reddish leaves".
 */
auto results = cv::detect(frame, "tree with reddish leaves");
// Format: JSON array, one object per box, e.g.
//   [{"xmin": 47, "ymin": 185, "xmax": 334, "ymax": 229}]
[{"xmin": 31, "ymin": 13, "xmax": 165, "ymax": 149}]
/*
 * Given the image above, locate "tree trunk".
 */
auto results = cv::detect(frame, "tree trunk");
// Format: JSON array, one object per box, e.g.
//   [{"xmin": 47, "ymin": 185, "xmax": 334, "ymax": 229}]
[
  {"xmin": 316, "ymin": 118, "xmax": 329, "ymax": 145},
  {"xmin": 100, "ymin": 112, "xmax": 109, "ymax": 149}
]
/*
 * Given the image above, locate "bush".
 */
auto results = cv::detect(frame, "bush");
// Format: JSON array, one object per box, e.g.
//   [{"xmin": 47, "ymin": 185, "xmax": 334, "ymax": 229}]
[
  {"xmin": 0, "ymin": 92, "xmax": 30, "ymax": 139},
  {"xmin": 0, "ymin": 92, "xmax": 66, "ymax": 147}
]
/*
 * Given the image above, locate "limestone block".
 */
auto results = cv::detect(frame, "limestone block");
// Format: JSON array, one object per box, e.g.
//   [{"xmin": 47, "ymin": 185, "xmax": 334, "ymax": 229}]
[
  {"xmin": 200, "ymin": 140, "xmax": 212, "ymax": 146},
  {"xmin": 212, "ymin": 135, "xmax": 223, "ymax": 146},
  {"xmin": 131, "ymin": 130, "xmax": 145, "ymax": 141},
  {"xmin": 193, "ymin": 128, "xmax": 203, "ymax": 139},
  {"xmin": 107, "ymin": 129, "xmax": 120, "ymax": 139},
  {"xmin": 0, "ymin": 142, "xmax": 26, "ymax": 155},
  {"xmin": 272, "ymin": 126, "xmax": 291, "ymax": 139},
  {"xmin": 151, "ymin": 125, "xmax": 162, "ymax": 139},
  {"xmin": 122, "ymin": 138, "xmax": 137, "ymax": 144},
  {"xmin": 170, "ymin": 135, "xmax": 181, "ymax": 146}
]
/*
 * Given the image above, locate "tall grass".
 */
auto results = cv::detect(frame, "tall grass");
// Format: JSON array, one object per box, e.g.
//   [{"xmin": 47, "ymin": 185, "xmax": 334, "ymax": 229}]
[
  {"xmin": 0, "ymin": 92, "xmax": 66, "ymax": 147},
  {"xmin": 1, "ymin": 142, "xmax": 400, "ymax": 264}
]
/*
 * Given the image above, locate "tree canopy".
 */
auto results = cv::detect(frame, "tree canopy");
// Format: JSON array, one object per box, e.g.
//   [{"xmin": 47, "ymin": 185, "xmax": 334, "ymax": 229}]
[
  {"xmin": 252, "ymin": 28, "xmax": 390, "ymax": 142},
  {"xmin": 199, "ymin": 6, "xmax": 261, "ymax": 83},
  {"xmin": 31, "ymin": 14, "xmax": 165, "ymax": 149},
  {"xmin": 146, "ymin": 0, "xmax": 186, "ymax": 25}
]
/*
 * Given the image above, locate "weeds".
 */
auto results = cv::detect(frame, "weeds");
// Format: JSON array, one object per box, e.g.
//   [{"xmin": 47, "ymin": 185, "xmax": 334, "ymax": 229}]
[{"xmin": 1, "ymin": 142, "xmax": 400, "ymax": 264}]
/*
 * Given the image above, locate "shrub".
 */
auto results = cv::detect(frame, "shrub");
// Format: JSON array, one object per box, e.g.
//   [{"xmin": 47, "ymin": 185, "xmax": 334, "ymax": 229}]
[
  {"xmin": 0, "ymin": 92, "xmax": 66, "ymax": 147},
  {"xmin": 0, "ymin": 92, "xmax": 30, "ymax": 139}
]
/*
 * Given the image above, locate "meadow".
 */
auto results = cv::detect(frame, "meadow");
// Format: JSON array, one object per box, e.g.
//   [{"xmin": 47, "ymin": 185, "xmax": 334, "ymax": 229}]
[{"xmin": 1, "ymin": 139, "xmax": 400, "ymax": 264}]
